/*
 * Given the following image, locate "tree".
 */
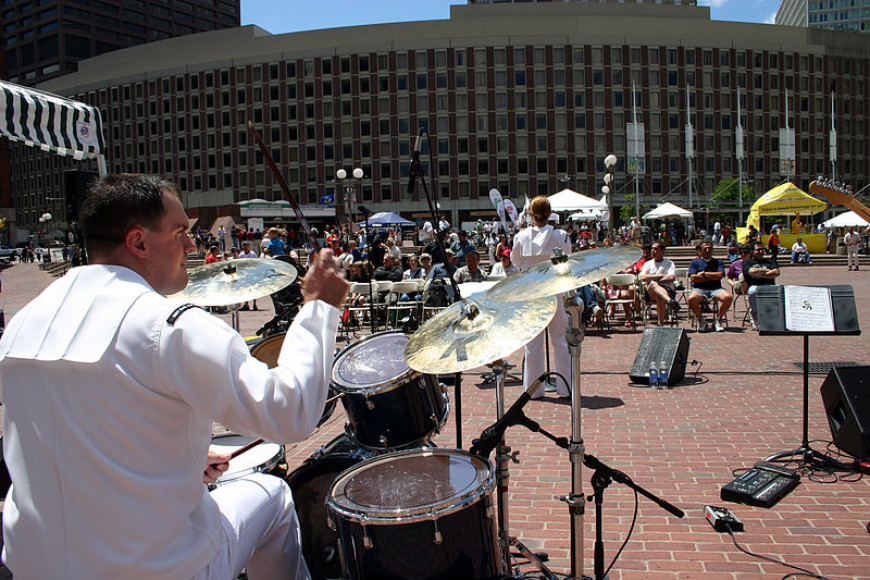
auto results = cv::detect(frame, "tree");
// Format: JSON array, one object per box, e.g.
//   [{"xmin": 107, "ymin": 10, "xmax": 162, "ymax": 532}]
[
  {"xmin": 619, "ymin": 193, "xmax": 650, "ymax": 225},
  {"xmin": 710, "ymin": 178, "xmax": 755, "ymax": 210}
]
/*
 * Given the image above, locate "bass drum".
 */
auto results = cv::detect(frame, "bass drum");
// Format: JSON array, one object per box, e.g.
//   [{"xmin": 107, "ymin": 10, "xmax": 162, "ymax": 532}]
[
  {"xmin": 250, "ymin": 333, "xmax": 338, "ymax": 428},
  {"xmin": 285, "ymin": 434, "xmax": 434, "ymax": 580}
]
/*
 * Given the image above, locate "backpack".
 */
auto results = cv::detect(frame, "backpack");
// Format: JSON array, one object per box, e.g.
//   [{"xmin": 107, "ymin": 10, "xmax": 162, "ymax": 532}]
[{"xmin": 424, "ymin": 279, "xmax": 451, "ymax": 308}]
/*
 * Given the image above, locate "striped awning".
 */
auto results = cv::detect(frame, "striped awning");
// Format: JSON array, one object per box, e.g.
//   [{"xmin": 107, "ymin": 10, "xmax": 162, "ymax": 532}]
[{"xmin": 0, "ymin": 79, "xmax": 105, "ymax": 160}]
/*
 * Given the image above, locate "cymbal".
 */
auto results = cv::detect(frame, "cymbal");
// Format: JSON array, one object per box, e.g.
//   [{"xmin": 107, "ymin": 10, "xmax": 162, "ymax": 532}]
[
  {"xmin": 169, "ymin": 258, "xmax": 297, "ymax": 306},
  {"xmin": 405, "ymin": 292, "xmax": 557, "ymax": 374},
  {"xmin": 486, "ymin": 246, "xmax": 641, "ymax": 302}
]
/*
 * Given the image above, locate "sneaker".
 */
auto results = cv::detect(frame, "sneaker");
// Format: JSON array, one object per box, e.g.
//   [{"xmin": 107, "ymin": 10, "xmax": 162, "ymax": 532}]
[
  {"xmin": 698, "ymin": 319, "xmax": 709, "ymax": 333},
  {"xmin": 750, "ymin": 318, "xmax": 758, "ymax": 330},
  {"xmin": 593, "ymin": 305, "xmax": 604, "ymax": 322},
  {"xmin": 714, "ymin": 318, "xmax": 725, "ymax": 332},
  {"xmin": 848, "ymin": 267, "xmax": 853, "ymax": 271},
  {"xmin": 669, "ymin": 299, "xmax": 681, "ymax": 312}
]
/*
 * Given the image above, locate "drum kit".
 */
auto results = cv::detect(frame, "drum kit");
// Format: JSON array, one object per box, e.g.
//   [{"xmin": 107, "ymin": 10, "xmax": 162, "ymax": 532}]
[{"xmin": 182, "ymin": 246, "xmax": 686, "ymax": 580}]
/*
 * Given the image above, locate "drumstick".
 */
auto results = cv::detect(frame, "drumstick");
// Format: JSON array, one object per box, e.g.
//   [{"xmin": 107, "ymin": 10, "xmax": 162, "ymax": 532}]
[{"xmin": 229, "ymin": 437, "xmax": 264, "ymax": 460}]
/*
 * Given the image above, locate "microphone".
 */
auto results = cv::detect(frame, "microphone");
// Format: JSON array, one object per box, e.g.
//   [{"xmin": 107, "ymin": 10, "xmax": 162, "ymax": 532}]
[
  {"xmin": 470, "ymin": 376, "xmax": 546, "ymax": 458},
  {"xmin": 406, "ymin": 126, "xmax": 425, "ymax": 195}
]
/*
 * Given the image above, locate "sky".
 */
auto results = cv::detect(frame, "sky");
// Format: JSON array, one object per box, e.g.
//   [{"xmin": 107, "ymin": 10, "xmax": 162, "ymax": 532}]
[{"xmin": 241, "ymin": 0, "xmax": 782, "ymax": 35}]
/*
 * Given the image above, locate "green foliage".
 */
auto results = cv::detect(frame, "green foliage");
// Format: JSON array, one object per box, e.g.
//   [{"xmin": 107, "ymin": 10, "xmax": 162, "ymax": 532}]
[
  {"xmin": 619, "ymin": 193, "xmax": 649, "ymax": 225},
  {"xmin": 710, "ymin": 178, "xmax": 755, "ymax": 208}
]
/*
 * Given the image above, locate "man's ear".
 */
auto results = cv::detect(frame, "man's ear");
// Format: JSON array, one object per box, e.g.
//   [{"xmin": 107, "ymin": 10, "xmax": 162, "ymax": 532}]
[{"xmin": 125, "ymin": 227, "xmax": 148, "ymax": 259}]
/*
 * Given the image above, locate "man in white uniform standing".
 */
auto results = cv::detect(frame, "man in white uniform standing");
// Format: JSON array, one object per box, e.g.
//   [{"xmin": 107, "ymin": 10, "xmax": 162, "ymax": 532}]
[
  {"xmin": 511, "ymin": 196, "xmax": 573, "ymax": 399},
  {"xmin": 0, "ymin": 174, "xmax": 349, "ymax": 579}
]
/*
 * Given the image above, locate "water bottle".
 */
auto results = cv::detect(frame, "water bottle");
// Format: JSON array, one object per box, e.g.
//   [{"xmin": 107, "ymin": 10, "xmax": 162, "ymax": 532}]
[
  {"xmin": 658, "ymin": 360, "xmax": 669, "ymax": 390},
  {"xmin": 648, "ymin": 362, "xmax": 659, "ymax": 389}
]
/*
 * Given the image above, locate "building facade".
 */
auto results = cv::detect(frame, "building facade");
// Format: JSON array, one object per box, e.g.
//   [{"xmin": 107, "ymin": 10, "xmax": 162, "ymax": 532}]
[
  {"xmin": 9, "ymin": 1, "xmax": 870, "ymax": 239},
  {"xmin": 1, "ymin": 0, "xmax": 241, "ymax": 86},
  {"xmin": 777, "ymin": 0, "xmax": 870, "ymax": 34}
]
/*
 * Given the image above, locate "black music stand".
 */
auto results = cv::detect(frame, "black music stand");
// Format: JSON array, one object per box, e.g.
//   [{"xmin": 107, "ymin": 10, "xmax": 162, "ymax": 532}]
[{"xmin": 756, "ymin": 285, "xmax": 860, "ymax": 466}]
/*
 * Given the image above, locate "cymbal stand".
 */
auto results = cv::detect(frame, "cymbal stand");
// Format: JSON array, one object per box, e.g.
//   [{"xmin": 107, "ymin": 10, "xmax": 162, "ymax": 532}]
[
  {"xmin": 562, "ymin": 289, "xmax": 592, "ymax": 580},
  {"xmin": 490, "ymin": 359, "xmax": 555, "ymax": 580}
]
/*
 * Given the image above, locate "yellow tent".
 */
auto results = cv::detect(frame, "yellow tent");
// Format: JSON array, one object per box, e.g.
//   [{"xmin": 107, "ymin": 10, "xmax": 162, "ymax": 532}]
[{"xmin": 746, "ymin": 182, "xmax": 826, "ymax": 229}]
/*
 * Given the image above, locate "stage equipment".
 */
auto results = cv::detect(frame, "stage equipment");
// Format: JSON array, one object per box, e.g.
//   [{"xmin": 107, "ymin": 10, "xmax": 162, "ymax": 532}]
[
  {"xmin": 485, "ymin": 246, "xmax": 640, "ymax": 302},
  {"xmin": 404, "ymin": 291, "xmax": 557, "ymax": 375},
  {"xmin": 169, "ymin": 258, "xmax": 297, "ymax": 307},
  {"xmin": 326, "ymin": 448, "xmax": 501, "ymax": 580},
  {"xmin": 720, "ymin": 462, "xmax": 800, "ymax": 508},
  {"xmin": 820, "ymin": 365, "xmax": 870, "ymax": 459},
  {"xmin": 332, "ymin": 331, "xmax": 448, "ymax": 449},
  {"xmin": 629, "ymin": 327, "xmax": 690, "ymax": 386},
  {"xmin": 755, "ymin": 285, "xmax": 860, "ymax": 466}
]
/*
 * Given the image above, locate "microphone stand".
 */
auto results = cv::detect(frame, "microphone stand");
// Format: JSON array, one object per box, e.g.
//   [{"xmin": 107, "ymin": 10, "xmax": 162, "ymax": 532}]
[{"xmin": 409, "ymin": 127, "xmax": 467, "ymax": 450}]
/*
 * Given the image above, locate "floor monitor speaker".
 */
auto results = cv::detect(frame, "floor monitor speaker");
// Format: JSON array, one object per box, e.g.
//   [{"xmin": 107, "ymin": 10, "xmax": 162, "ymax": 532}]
[
  {"xmin": 820, "ymin": 366, "xmax": 870, "ymax": 458},
  {"xmin": 629, "ymin": 327, "xmax": 690, "ymax": 386}
]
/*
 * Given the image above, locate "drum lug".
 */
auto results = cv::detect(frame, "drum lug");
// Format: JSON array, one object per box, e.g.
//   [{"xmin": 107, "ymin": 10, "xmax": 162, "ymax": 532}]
[
  {"xmin": 430, "ymin": 511, "xmax": 443, "ymax": 545},
  {"xmin": 362, "ymin": 525, "xmax": 373, "ymax": 549},
  {"xmin": 365, "ymin": 396, "xmax": 375, "ymax": 410}
]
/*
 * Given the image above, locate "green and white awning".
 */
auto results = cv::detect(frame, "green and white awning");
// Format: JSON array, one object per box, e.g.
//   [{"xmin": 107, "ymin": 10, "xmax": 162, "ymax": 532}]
[{"xmin": 0, "ymin": 79, "xmax": 105, "ymax": 161}]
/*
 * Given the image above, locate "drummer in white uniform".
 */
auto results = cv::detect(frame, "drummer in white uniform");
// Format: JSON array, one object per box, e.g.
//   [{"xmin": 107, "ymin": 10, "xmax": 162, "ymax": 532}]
[
  {"xmin": 0, "ymin": 174, "xmax": 349, "ymax": 579},
  {"xmin": 511, "ymin": 196, "xmax": 573, "ymax": 399}
]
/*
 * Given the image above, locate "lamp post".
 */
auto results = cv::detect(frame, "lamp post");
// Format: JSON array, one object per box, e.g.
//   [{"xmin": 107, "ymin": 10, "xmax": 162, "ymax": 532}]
[
  {"xmin": 336, "ymin": 167, "xmax": 363, "ymax": 244},
  {"xmin": 602, "ymin": 154, "xmax": 618, "ymax": 237}
]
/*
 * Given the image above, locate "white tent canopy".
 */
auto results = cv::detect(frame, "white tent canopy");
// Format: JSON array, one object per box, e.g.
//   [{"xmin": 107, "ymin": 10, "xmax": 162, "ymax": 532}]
[
  {"xmin": 547, "ymin": 188, "xmax": 607, "ymax": 212},
  {"xmin": 642, "ymin": 202, "xmax": 693, "ymax": 220},
  {"xmin": 569, "ymin": 209, "xmax": 607, "ymax": 221},
  {"xmin": 822, "ymin": 211, "xmax": 870, "ymax": 228}
]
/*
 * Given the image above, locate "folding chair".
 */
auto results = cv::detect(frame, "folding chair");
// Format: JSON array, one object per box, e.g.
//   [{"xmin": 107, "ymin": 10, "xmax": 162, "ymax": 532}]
[
  {"xmin": 603, "ymin": 273, "xmax": 639, "ymax": 330},
  {"xmin": 385, "ymin": 280, "xmax": 422, "ymax": 327}
]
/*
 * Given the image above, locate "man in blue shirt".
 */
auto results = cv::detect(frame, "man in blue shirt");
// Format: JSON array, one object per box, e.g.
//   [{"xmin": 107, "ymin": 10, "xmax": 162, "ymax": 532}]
[
  {"xmin": 450, "ymin": 230, "xmax": 476, "ymax": 266},
  {"xmin": 688, "ymin": 241, "xmax": 733, "ymax": 332}
]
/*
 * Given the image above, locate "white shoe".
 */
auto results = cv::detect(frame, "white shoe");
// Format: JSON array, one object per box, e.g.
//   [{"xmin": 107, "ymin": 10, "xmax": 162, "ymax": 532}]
[
  {"xmin": 593, "ymin": 305, "xmax": 604, "ymax": 322},
  {"xmin": 714, "ymin": 318, "xmax": 725, "ymax": 332}
]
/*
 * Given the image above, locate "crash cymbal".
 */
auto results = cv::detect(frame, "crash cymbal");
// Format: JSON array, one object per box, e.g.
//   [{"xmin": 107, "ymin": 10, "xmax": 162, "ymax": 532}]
[
  {"xmin": 486, "ymin": 246, "xmax": 641, "ymax": 302},
  {"xmin": 405, "ymin": 292, "xmax": 557, "ymax": 374},
  {"xmin": 169, "ymin": 258, "xmax": 297, "ymax": 306}
]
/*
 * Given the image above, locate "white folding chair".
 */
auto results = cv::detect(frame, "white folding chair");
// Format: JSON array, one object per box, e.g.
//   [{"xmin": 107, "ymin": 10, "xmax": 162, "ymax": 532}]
[{"xmin": 603, "ymin": 273, "xmax": 639, "ymax": 330}]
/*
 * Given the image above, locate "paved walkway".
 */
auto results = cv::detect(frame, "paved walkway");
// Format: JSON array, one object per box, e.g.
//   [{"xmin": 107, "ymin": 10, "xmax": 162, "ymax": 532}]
[{"xmin": 1, "ymin": 260, "xmax": 869, "ymax": 578}]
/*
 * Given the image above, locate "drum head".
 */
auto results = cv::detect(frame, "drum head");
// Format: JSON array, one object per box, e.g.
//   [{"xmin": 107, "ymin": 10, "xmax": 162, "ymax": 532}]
[
  {"xmin": 328, "ymin": 449, "xmax": 493, "ymax": 522},
  {"xmin": 332, "ymin": 331, "xmax": 412, "ymax": 392},
  {"xmin": 211, "ymin": 434, "xmax": 283, "ymax": 484},
  {"xmin": 251, "ymin": 334, "xmax": 337, "ymax": 427}
]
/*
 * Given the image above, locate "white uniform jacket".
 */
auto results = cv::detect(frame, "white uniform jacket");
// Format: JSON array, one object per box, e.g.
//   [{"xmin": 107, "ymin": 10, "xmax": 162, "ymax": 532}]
[
  {"xmin": 510, "ymin": 224, "xmax": 572, "ymax": 271},
  {"xmin": 0, "ymin": 265, "xmax": 338, "ymax": 579}
]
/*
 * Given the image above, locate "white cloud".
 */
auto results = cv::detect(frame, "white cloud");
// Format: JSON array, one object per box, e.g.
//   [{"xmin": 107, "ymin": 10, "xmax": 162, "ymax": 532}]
[{"xmin": 764, "ymin": 10, "xmax": 777, "ymax": 24}]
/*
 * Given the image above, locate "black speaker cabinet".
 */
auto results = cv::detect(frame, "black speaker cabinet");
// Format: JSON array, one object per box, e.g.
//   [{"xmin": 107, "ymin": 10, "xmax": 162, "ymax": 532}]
[
  {"xmin": 629, "ymin": 327, "xmax": 690, "ymax": 386},
  {"xmin": 820, "ymin": 366, "xmax": 870, "ymax": 459}
]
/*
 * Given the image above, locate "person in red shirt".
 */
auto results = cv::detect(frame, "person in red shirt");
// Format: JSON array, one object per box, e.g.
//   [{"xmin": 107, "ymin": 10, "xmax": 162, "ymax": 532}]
[{"xmin": 204, "ymin": 245, "xmax": 221, "ymax": 264}]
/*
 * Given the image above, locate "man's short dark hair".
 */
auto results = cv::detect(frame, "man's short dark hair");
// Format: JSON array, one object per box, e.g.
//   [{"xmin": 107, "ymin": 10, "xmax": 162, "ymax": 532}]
[{"xmin": 80, "ymin": 174, "xmax": 180, "ymax": 255}]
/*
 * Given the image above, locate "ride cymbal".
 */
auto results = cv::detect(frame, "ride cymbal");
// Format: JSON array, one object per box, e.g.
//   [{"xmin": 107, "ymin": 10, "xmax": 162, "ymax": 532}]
[
  {"xmin": 405, "ymin": 292, "xmax": 557, "ymax": 374},
  {"xmin": 169, "ymin": 258, "xmax": 297, "ymax": 306},
  {"xmin": 486, "ymin": 246, "xmax": 640, "ymax": 302}
]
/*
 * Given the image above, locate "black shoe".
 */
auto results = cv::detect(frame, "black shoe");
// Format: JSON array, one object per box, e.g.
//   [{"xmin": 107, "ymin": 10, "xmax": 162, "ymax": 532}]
[{"xmin": 239, "ymin": 305, "xmax": 250, "ymax": 311}]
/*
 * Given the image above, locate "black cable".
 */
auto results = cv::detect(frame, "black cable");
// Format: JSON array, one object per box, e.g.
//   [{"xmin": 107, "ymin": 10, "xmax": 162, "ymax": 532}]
[
  {"xmin": 725, "ymin": 524, "xmax": 831, "ymax": 580},
  {"xmin": 603, "ymin": 486, "xmax": 639, "ymax": 578}
]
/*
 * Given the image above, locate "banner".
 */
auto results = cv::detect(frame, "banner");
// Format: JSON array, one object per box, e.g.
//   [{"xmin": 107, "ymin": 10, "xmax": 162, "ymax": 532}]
[
  {"xmin": 503, "ymin": 199, "xmax": 518, "ymax": 224},
  {"xmin": 496, "ymin": 201, "xmax": 508, "ymax": 234}
]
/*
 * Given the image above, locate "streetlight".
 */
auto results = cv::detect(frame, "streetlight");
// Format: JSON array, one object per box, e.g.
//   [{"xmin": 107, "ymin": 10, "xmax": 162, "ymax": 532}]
[
  {"xmin": 602, "ymin": 154, "xmax": 618, "ymax": 236},
  {"xmin": 336, "ymin": 167, "xmax": 364, "ymax": 243}
]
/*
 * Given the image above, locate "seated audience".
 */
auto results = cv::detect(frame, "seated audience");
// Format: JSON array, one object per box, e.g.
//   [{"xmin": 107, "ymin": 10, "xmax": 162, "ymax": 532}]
[
  {"xmin": 790, "ymin": 237, "xmax": 812, "ymax": 264},
  {"xmin": 687, "ymin": 241, "xmax": 733, "ymax": 332},
  {"xmin": 743, "ymin": 242, "xmax": 780, "ymax": 329},
  {"xmin": 453, "ymin": 251, "xmax": 488, "ymax": 284},
  {"xmin": 638, "ymin": 242, "xmax": 678, "ymax": 325}
]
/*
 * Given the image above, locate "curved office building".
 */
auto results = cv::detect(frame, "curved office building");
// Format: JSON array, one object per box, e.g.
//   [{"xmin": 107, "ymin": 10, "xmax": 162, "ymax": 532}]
[{"xmin": 13, "ymin": 0, "xmax": 870, "ymax": 233}]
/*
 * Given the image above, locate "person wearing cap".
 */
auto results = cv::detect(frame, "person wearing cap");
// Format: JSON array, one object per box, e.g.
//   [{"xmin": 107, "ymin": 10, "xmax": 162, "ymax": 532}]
[
  {"xmin": 450, "ymin": 230, "xmax": 475, "ymax": 266},
  {"xmin": 511, "ymin": 195, "xmax": 573, "ymax": 399},
  {"xmin": 490, "ymin": 247, "xmax": 519, "ymax": 277}
]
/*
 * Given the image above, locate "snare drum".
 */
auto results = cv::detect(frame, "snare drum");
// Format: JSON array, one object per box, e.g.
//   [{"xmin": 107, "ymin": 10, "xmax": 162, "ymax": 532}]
[
  {"xmin": 326, "ymin": 448, "xmax": 500, "ymax": 580},
  {"xmin": 250, "ymin": 333, "xmax": 338, "ymax": 428},
  {"xmin": 209, "ymin": 433, "xmax": 284, "ymax": 487},
  {"xmin": 332, "ymin": 331, "xmax": 448, "ymax": 449}
]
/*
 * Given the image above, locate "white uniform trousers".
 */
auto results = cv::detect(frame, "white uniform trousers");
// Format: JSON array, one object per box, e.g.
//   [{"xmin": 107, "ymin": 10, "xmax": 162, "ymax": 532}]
[
  {"xmin": 523, "ymin": 303, "xmax": 571, "ymax": 398},
  {"xmin": 195, "ymin": 473, "xmax": 310, "ymax": 580},
  {"xmin": 847, "ymin": 244, "xmax": 860, "ymax": 269}
]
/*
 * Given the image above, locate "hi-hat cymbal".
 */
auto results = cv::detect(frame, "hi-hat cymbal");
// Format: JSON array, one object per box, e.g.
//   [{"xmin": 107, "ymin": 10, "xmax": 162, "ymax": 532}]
[
  {"xmin": 169, "ymin": 258, "xmax": 297, "ymax": 306},
  {"xmin": 405, "ymin": 292, "xmax": 557, "ymax": 374},
  {"xmin": 486, "ymin": 246, "xmax": 641, "ymax": 302}
]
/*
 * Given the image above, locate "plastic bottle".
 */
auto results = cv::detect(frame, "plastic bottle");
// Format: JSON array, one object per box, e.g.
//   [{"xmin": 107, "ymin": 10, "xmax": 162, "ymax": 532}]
[
  {"xmin": 658, "ymin": 360, "xmax": 669, "ymax": 389},
  {"xmin": 648, "ymin": 361, "xmax": 659, "ymax": 389}
]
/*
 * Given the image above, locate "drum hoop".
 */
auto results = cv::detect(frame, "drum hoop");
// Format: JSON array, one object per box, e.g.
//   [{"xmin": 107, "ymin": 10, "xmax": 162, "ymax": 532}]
[
  {"xmin": 331, "ymin": 330, "xmax": 418, "ymax": 392},
  {"xmin": 212, "ymin": 435, "xmax": 284, "ymax": 483},
  {"xmin": 325, "ymin": 449, "xmax": 494, "ymax": 524}
]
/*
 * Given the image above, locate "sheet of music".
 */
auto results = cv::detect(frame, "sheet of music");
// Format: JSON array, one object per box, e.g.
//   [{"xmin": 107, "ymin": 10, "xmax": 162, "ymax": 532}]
[{"xmin": 783, "ymin": 286, "xmax": 834, "ymax": 332}]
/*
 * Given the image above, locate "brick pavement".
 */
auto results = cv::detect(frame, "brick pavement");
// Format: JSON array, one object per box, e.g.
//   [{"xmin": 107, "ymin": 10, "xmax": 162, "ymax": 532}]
[{"xmin": 1, "ymin": 259, "xmax": 869, "ymax": 578}]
